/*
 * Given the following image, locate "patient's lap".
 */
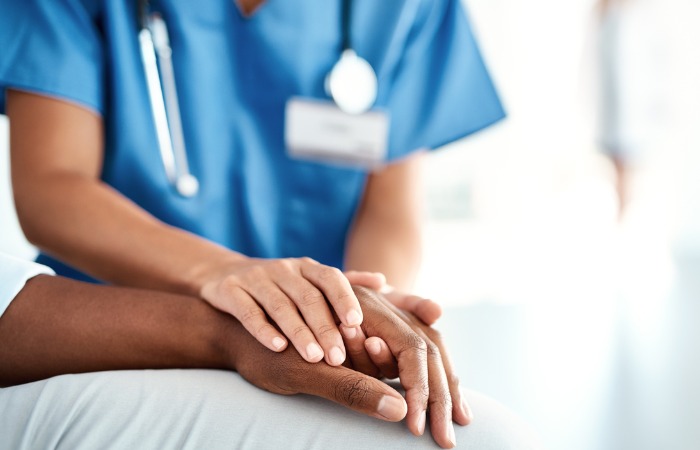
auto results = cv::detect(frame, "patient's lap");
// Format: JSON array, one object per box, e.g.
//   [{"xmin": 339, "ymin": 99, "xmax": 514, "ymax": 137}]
[{"xmin": 0, "ymin": 370, "xmax": 540, "ymax": 449}]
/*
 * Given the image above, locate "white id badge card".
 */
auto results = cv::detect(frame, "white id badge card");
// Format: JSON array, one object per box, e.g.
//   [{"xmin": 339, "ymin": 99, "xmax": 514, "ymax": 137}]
[{"xmin": 285, "ymin": 97, "xmax": 390, "ymax": 169}]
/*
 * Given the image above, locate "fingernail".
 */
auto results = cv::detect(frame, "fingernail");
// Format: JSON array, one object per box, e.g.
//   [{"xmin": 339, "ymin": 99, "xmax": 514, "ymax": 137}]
[
  {"xmin": 329, "ymin": 346, "xmax": 345, "ymax": 366},
  {"xmin": 376, "ymin": 395, "xmax": 405, "ymax": 421},
  {"xmin": 272, "ymin": 337, "xmax": 286, "ymax": 350},
  {"xmin": 346, "ymin": 310, "xmax": 362, "ymax": 326},
  {"xmin": 341, "ymin": 326, "xmax": 357, "ymax": 339},
  {"xmin": 448, "ymin": 424, "xmax": 456, "ymax": 447},
  {"xmin": 367, "ymin": 339, "xmax": 381, "ymax": 355},
  {"xmin": 306, "ymin": 343, "xmax": 324, "ymax": 361},
  {"xmin": 418, "ymin": 410, "xmax": 427, "ymax": 435}
]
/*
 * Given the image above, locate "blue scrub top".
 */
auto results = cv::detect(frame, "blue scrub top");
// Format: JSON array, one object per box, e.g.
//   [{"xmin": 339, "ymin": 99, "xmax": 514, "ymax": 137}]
[{"xmin": 0, "ymin": 0, "xmax": 505, "ymax": 281}]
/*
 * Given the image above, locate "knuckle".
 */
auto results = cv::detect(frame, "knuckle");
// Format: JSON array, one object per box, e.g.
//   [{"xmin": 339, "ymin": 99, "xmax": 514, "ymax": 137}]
[
  {"xmin": 219, "ymin": 276, "xmax": 241, "ymax": 292},
  {"xmin": 299, "ymin": 257, "xmax": 317, "ymax": 266},
  {"xmin": 273, "ymin": 258, "xmax": 294, "ymax": 272},
  {"xmin": 255, "ymin": 323, "xmax": 273, "ymax": 337},
  {"xmin": 428, "ymin": 390, "xmax": 453, "ymax": 416},
  {"xmin": 334, "ymin": 374, "xmax": 373, "ymax": 407},
  {"xmin": 299, "ymin": 288, "xmax": 325, "ymax": 307},
  {"xmin": 315, "ymin": 323, "xmax": 338, "ymax": 338},
  {"xmin": 404, "ymin": 333, "xmax": 428, "ymax": 354},
  {"xmin": 281, "ymin": 258, "xmax": 295, "ymax": 268},
  {"xmin": 418, "ymin": 373, "xmax": 431, "ymax": 399},
  {"xmin": 270, "ymin": 298, "xmax": 293, "ymax": 314},
  {"xmin": 292, "ymin": 324, "xmax": 312, "ymax": 338},
  {"xmin": 240, "ymin": 307, "xmax": 265, "ymax": 324},
  {"xmin": 334, "ymin": 291, "xmax": 355, "ymax": 306},
  {"xmin": 318, "ymin": 266, "xmax": 342, "ymax": 281},
  {"xmin": 426, "ymin": 341, "xmax": 441, "ymax": 358},
  {"xmin": 448, "ymin": 373, "xmax": 461, "ymax": 387}
]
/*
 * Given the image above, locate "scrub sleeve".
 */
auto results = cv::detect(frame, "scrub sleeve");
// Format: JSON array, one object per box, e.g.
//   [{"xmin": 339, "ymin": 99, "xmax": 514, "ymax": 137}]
[
  {"xmin": 381, "ymin": 0, "xmax": 505, "ymax": 159},
  {"xmin": 0, "ymin": 0, "xmax": 104, "ymax": 114}
]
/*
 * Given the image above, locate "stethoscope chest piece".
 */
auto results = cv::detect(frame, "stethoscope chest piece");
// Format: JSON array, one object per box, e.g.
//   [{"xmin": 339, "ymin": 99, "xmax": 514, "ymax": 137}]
[
  {"xmin": 326, "ymin": 49, "xmax": 377, "ymax": 115},
  {"xmin": 175, "ymin": 173, "xmax": 200, "ymax": 198}
]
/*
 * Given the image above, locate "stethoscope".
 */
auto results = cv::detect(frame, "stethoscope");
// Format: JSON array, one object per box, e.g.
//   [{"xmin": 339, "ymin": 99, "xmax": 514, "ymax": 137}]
[{"xmin": 137, "ymin": 0, "xmax": 378, "ymax": 197}]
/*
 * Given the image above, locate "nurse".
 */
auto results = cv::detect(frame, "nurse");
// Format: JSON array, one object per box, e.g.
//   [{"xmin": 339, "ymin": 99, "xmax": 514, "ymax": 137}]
[{"xmin": 0, "ymin": 0, "xmax": 503, "ymax": 401}]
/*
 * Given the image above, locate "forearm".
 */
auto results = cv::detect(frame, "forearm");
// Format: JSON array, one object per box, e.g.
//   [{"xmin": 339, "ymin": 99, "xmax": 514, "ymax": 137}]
[
  {"xmin": 345, "ymin": 152, "xmax": 425, "ymax": 291},
  {"xmin": 9, "ymin": 89, "xmax": 242, "ymax": 296},
  {"xmin": 15, "ymin": 173, "xmax": 241, "ymax": 296},
  {"xmin": 0, "ymin": 275, "xmax": 241, "ymax": 387},
  {"xmin": 345, "ymin": 217, "xmax": 422, "ymax": 291}
]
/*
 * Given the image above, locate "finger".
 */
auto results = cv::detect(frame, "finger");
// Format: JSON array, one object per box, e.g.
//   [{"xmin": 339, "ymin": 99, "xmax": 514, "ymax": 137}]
[
  {"xmin": 300, "ymin": 362, "xmax": 408, "ymax": 422},
  {"xmin": 301, "ymin": 262, "xmax": 363, "ymax": 328},
  {"xmin": 385, "ymin": 291, "xmax": 443, "ymax": 325},
  {"xmin": 414, "ymin": 299, "xmax": 443, "ymax": 325},
  {"xmin": 424, "ymin": 328, "xmax": 472, "ymax": 426},
  {"xmin": 365, "ymin": 337, "xmax": 399, "ymax": 379},
  {"xmin": 276, "ymin": 277, "xmax": 346, "ymax": 366},
  {"xmin": 340, "ymin": 325, "xmax": 380, "ymax": 376},
  {"xmin": 247, "ymin": 282, "xmax": 324, "ymax": 363},
  {"xmin": 344, "ymin": 271, "xmax": 386, "ymax": 291},
  {"xmin": 420, "ymin": 333, "xmax": 456, "ymax": 449},
  {"xmin": 214, "ymin": 286, "xmax": 288, "ymax": 353},
  {"xmin": 352, "ymin": 286, "xmax": 429, "ymax": 436}
]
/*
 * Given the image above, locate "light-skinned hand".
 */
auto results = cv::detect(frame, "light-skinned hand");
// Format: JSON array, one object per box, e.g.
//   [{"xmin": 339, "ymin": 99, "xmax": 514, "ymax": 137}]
[{"xmin": 201, "ymin": 257, "xmax": 382, "ymax": 366}]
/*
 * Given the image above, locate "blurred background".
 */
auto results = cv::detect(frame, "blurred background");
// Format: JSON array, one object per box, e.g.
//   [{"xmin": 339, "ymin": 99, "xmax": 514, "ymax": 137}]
[{"xmin": 1, "ymin": 0, "xmax": 698, "ymax": 448}]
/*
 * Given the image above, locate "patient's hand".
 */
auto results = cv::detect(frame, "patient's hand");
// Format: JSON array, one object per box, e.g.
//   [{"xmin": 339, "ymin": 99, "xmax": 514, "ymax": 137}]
[
  {"xmin": 233, "ymin": 286, "xmax": 468, "ymax": 449},
  {"xmin": 344, "ymin": 271, "xmax": 443, "ymax": 326},
  {"xmin": 230, "ymin": 315, "xmax": 408, "ymax": 424},
  {"xmin": 2, "ymin": 273, "xmax": 463, "ymax": 448},
  {"xmin": 351, "ymin": 287, "xmax": 470, "ymax": 448}
]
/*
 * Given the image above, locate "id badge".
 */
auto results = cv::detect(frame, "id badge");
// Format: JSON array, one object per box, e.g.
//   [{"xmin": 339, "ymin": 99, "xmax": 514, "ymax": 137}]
[{"xmin": 285, "ymin": 97, "xmax": 390, "ymax": 169}]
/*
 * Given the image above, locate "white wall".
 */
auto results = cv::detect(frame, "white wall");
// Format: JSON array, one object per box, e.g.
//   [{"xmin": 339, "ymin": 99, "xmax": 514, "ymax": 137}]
[{"xmin": 0, "ymin": 115, "xmax": 36, "ymax": 260}]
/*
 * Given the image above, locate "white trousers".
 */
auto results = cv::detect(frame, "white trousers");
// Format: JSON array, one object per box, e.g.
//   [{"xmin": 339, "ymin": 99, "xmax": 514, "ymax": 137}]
[{"xmin": 0, "ymin": 369, "xmax": 539, "ymax": 449}]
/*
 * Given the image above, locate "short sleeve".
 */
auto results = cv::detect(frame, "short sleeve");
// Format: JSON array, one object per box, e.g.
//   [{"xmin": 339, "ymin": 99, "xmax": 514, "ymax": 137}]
[
  {"xmin": 384, "ymin": 0, "xmax": 505, "ymax": 158},
  {"xmin": 0, "ymin": 0, "xmax": 105, "ymax": 114},
  {"xmin": 0, "ymin": 253, "xmax": 55, "ymax": 318}
]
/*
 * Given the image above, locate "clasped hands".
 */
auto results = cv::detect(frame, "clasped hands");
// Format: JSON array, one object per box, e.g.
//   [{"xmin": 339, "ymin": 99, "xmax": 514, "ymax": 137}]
[{"xmin": 231, "ymin": 286, "xmax": 470, "ymax": 449}]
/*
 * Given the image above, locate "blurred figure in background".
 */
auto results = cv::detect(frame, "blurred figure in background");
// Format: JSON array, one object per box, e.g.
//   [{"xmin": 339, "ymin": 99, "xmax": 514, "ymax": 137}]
[{"xmin": 596, "ymin": 0, "xmax": 654, "ymax": 215}]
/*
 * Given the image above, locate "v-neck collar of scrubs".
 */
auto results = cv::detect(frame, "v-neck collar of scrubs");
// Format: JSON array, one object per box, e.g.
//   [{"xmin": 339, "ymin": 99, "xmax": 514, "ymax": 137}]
[{"xmin": 234, "ymin": 0, "xmax": 269, "ymax": 19}]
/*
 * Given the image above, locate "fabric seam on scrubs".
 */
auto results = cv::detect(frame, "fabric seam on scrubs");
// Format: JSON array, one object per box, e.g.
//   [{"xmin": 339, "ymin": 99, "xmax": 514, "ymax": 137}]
[{"xmin": 0, "ymin": 75, "xmax": 104, "ymax": 117}]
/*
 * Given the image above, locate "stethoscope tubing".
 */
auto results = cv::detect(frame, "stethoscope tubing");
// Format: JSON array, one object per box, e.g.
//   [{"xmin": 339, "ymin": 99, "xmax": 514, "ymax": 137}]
[
  {"xmin": 137, "ymin": 0, "xmax": 374, "ymax": 198},
  {"xmin": 138, "ymin": 0, "xmax": 198, "ymax": 197}
]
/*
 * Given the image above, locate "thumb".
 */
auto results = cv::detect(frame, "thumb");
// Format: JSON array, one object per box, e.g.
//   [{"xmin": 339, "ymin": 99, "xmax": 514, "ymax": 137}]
[
  {"xmin": 344, "ymin": 271, "xmax": 386, "ymax": 292},
  {"xmin": 384, "ymin": 291, "xmax": 443, "ymax": 325},
  {"xmin": 300, "ymin": 363, "xmax": 407, "ymax": 422}
]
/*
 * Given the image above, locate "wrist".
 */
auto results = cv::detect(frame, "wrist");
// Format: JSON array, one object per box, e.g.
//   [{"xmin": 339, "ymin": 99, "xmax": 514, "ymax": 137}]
[{"xmin": 187, "ymin": 250, "xmax": 250, "ymax": 299}]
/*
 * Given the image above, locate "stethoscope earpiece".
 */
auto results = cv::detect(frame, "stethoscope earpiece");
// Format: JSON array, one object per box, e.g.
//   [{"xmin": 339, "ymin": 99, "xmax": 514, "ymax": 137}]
[{"xmin": 327, "ymin": 49, "xmax": 378, "ymax": 115}]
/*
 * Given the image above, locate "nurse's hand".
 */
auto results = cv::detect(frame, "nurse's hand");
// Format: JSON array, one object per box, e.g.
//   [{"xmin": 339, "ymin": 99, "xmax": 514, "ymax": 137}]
[{"xmin": 200, "ymin": 257, "xmax": 371, "ymax": 366}]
